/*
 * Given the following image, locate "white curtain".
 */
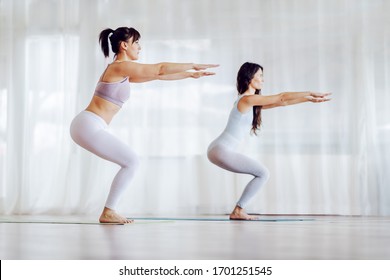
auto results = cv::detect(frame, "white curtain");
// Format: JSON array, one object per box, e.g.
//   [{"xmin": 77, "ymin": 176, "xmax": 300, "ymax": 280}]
[{"xmin": 0, "ymin": 0, "xmax": 389, "ymax": 216}]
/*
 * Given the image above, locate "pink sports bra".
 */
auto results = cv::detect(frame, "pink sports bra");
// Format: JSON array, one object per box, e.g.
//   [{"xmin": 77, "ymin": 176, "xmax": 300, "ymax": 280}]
[{"xmin": 94, "ymin": 77, "xmax": 130, "ymax": 107}]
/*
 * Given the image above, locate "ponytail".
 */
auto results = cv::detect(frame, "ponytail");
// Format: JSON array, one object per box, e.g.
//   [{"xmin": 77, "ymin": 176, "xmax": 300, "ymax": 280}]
[
  {"xmin": 98, "ymin": 27, "xmax": 141, "ymax": 58},
  {"xmin": 99, "ymin": 28, "xmax": 114, "ymax": 57}
]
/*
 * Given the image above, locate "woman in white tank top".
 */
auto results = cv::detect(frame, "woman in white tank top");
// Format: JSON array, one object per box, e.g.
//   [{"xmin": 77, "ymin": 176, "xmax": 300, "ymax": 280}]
[{"xmin": 207, "ymin": 62, "xmax": 331, "ymax": 220}]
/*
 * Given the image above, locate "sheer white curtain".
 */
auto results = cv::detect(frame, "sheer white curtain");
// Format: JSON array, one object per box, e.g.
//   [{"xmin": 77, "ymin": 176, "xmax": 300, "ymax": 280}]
[{"xmin": 0, "ymin": 0, "xmax": 389, "ymax": 216}]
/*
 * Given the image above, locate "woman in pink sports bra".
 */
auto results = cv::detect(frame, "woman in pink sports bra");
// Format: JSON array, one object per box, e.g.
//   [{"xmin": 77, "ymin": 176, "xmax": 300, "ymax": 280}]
[{"xmin": 70, "ymin": 27, "xmax": 218, "ymax": 224}]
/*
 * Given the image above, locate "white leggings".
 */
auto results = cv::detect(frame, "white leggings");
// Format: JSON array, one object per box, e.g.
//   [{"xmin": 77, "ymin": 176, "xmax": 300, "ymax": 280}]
[
  {"xmin": 207, "ymin": 144, "xmax": 270, "ymax": 209},
  {"xmin": 70, "ymin": 110, "xmax": 139, "ymax": 210}
]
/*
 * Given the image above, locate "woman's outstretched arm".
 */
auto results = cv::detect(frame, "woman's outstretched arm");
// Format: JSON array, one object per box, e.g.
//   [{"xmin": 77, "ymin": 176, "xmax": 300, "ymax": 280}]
[
  {"xmin": 262, "ymin": 92, "xmax": 331, "ymax": 109},
  {"xmin": 160, "ymin": 63, "xmax": 219, "ymax": 74},
  {"xmin": 240, "ymin": 92, "xmax": 331, "ymax": 111},
  {"xmin": 118, "ymin": 61, "xmax": 218, "ymax": 83},
  {"xmin": 158, "ymin": 71, "xmax": 216, "ymax": 81}
]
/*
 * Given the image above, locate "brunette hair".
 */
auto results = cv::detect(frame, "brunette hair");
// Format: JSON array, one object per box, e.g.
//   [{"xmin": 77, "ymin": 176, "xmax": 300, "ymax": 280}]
[{"xmin": 236, "ymin": 62, "xmax": 264, "ymax": 135}]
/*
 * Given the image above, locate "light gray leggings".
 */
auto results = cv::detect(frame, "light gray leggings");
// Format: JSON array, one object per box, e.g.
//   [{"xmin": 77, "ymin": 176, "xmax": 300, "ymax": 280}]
[
  {"xmin": 207, "ymin": 144, "xmax": 270, "ymax": 209},
  {"xmin": 70, "ymin": 110, "xmax": 139, "ymax": 210}
]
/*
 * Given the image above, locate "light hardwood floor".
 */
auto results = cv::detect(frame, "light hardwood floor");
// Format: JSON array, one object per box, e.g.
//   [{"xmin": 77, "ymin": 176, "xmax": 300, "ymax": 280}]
[{"xmin": 1, "ymin": 215, "xmax": 389, "ymax": 259}]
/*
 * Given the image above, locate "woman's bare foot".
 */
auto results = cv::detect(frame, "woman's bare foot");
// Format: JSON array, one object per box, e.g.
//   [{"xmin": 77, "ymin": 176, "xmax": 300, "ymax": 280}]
[
  {"xmin": 229, "ymin": 206, "xmax": 259, "ymax": 220},
  {"xmin": 99, "ymin": 207, "xmax": 134, "ymax": 224}
]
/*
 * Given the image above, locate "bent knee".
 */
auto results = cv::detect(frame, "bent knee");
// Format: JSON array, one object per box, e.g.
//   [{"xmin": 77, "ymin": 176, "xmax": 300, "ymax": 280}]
[
  {"xmin": 255, "ymin": 165, "xmax": 270, "ymax": 180},
  {"xmin": 121, "ymin": 153, "xmax": 140, "ymax": 169}
]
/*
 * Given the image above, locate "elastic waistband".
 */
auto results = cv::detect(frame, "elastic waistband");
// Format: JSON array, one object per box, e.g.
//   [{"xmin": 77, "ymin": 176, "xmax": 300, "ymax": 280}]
[
  {"xmin": 209, "ymin": 132, "xmax": 241, "ymax": 151},
  {"xmin": 220, "ymin": 131, "xmax": 241, "ymax": 143},
  {"xmin": 80, "ymin": 110, "xmax": 108, "ymax": 127}
]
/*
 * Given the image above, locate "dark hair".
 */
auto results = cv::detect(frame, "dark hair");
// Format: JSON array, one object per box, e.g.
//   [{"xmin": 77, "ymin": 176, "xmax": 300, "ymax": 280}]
[
  {"xmin": 236, "ymin": 62, "xmax": 264, "ymax": 135},
  {"xmin": 99, "ymin": 27, "xmax": 141, "ymax": 57}
]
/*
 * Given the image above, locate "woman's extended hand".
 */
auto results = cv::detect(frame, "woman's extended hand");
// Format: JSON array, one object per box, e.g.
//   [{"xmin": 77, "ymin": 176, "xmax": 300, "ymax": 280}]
[
  {"xmin": 193, "ymin": 64, "xmax": 219, "ymax": 71},
  {"xmin": 306, "ymin": 92, "xmax": 332, "ymax": 102},
  {"xmin": 191, "ymin": 71, "xmax": 216, "ymax": 79}
]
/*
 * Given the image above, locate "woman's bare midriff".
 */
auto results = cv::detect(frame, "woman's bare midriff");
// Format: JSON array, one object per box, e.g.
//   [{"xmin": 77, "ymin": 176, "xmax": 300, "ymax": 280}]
[{"xmin": 85, "ymin": 95, "xmax": 121, "ymax": 125}]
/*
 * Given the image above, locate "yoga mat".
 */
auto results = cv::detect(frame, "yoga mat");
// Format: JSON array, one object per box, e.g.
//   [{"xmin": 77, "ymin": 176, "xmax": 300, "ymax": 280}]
[{"xmin": 130, "ymin": 217, "xmax": 315, "ymax": 222}]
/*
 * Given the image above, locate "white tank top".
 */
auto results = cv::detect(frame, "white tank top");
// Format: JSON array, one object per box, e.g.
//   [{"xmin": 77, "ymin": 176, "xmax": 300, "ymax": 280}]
[{"xmin": 222, "ymin": 94, "xmax": 253, "ymax": 141}]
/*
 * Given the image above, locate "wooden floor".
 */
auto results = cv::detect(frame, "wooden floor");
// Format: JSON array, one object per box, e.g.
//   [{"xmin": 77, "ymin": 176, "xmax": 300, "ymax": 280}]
[{"xmin": 1, "ymin": 215, "xmax": 390, "ymax": 259}]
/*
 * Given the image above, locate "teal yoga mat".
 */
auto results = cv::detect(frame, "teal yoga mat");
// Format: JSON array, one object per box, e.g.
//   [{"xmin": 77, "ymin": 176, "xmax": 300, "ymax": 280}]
[{"xmin": 129, "ymin": 217, "xmax": 315, "ymax": 222}]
